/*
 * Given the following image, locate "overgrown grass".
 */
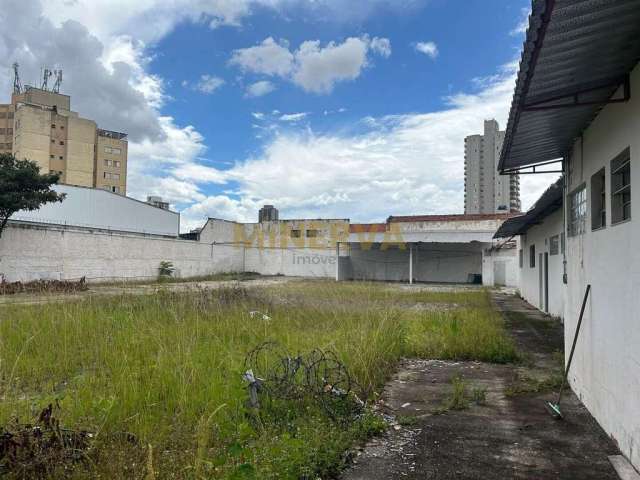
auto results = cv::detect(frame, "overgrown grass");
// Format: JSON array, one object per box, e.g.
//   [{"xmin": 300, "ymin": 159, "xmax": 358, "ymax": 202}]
[{"xmin": 0, "ymin": 281, "xmax": 516, "ymax": 478}]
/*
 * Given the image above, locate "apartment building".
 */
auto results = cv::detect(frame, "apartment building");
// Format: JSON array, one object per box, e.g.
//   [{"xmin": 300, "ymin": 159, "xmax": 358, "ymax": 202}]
[
  {"xmin": 464, "ymin": 119, "xmax": 520, "ymax": 214},
  {"xmin": 1, "ymin": 85, "xmax": 128, "ymax": 194}
]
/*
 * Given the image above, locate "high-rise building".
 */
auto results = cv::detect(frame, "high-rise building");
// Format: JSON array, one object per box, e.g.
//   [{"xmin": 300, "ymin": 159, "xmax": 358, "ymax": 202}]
[
  {"xmin": 1, "ymin": 83, "xmax": 128, "ymax": 195},
  {"xmin": 464, "ymin": 119, "xmax": 520, "ymax": 214},
  {"xmin": 259, "ymin": 205, "xmax": 279, "ymax": 222}
]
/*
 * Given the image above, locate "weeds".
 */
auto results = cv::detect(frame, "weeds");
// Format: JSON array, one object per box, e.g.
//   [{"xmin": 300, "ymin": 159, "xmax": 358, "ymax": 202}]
[{"xmin": 0, "ymin": 281, "xmax": 516, "ymax": 478}]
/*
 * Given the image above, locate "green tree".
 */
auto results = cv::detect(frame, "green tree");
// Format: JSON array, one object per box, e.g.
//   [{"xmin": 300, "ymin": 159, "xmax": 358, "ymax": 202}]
[{"xmin": 0, "ymin": 153, "xmax": 66, "ymax": 238}]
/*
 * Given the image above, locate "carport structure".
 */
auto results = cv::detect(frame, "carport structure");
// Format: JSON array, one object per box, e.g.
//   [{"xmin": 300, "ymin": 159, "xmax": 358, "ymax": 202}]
[{"xmin": 336, "ymin": 214, "xmax": 514, "ymax": 284}]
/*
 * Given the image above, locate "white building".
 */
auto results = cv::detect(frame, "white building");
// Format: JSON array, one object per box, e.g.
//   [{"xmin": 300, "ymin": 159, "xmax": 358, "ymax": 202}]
[
  {"xmin": 464, "ymin": 120, "xmax": 521, "ymax": 214},
  {"xmin": 494, "ymin": 178, "xmax": 564, "ymax": 317},
  {"xmin": 498, "ymin": 1, "xmax": 640, "ymax": 471},
  {"xmin": 10, "ymin": 184, "xmax": 179, "ymax": 237},
  {"xmin": 340, "ymin": 214, "xmax": 518, "ymax": 286}
]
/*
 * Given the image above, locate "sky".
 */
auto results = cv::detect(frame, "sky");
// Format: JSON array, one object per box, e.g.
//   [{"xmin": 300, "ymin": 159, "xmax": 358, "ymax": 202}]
[{"xmin": 0, "ymin": 0, "xmax": 559, "ymax": 230}]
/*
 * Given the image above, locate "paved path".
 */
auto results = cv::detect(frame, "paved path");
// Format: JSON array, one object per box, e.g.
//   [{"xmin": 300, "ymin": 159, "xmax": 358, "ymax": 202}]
[{"xmin": 342, "ymin": 292, "xmax": 620, "ymax": 480}]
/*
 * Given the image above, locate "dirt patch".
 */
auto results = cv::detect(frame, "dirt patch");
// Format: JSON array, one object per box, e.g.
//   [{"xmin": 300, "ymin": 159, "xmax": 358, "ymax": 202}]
[{"xmin": 342, "ymin": 293, "xmax": 620, "ymax": 480}]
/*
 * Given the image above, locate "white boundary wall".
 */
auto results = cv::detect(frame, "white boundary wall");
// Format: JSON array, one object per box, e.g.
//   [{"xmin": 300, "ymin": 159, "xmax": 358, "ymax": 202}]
[
  {"xmin": 563, "ymin": 64, "xmax": 640, "ymax": 469},
  {"xmin": 517, "ymin": 209, "xmax": 565, "ymax": 317},
  {"xmin": 481, "ymin": 245, "xmax": 520, "ymax": 289}
]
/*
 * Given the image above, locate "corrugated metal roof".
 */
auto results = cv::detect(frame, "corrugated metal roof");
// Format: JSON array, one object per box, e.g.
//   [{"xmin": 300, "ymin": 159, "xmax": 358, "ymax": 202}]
[
  {"xmin": 499, "ymin": 0, "xmax": 640, "ymax": 172},
  {"xmin": 494, "ymin": 178, "xmax": 564, "ymax": 238}
]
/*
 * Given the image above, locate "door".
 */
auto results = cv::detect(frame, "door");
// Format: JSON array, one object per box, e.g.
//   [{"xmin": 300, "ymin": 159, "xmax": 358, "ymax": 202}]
[
  {"xmin": 544, "ymin": 253, "xmax": 549, "ymax": 313},
  {"xmin": 538, "ymin": 253, "xmax": 544, "ymax": 310},
  {"xmin": 494, "ymin": 261, "xmax": 506, "ymax": 286}
]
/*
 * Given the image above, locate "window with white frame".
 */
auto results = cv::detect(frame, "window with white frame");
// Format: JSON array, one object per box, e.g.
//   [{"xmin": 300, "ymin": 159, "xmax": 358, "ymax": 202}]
[
  {"xmin": 549, "ymin": 235, "xmax": 560, "ymax": 255},
  {"xmin": 569, "ymin": 185, "xmax": 587, "ymax": 236},
  {"xmin": 611, "ymin": 147, "xmax": 631, "ymax": 224}
]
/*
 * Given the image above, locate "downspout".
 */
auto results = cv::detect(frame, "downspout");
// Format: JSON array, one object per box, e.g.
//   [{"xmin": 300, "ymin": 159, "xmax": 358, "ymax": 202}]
[{"xmin": 562, "ymin": 156, "xmax": 568, "ymax": 285}]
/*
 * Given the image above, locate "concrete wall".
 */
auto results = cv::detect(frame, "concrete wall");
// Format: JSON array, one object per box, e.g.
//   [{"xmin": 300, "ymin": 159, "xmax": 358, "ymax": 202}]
[
  {"xmin": 11, "ymin": 184, "xmax": 180, "ymax": 237},
  {"xmin": 13, "ymin": 104, "xmax": 51, "ymax": 172},
  {"xmin": 65, "ymin": 115, "xmax": 96, "ymax": 188},
  {"xmin": 244, "ymin": 247, "xmax": 337, "ymax": 278},
  {"xmin": 349, "ymin": 243, "xmax": 483, "ymax": 283},
  {"xmin": 481, "ymin": 245, "xmax": 520, "ymax": 289},
  {"xmin": 0, "ymin": 223, "xmax": 243, "ymax": 282},
  {"xmin": 563, "ymin": 63, "xmax": 640, "ymax": 469},
  {"xmin": 518, "ymin": 209, "xmax": 565, "ymax": 317}
]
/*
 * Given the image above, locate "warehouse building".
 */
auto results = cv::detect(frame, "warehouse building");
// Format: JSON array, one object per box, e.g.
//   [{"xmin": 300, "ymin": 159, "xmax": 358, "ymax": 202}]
[{"xmin": 498, "ymin": 0, "xmax": 640, "ymax": 470}]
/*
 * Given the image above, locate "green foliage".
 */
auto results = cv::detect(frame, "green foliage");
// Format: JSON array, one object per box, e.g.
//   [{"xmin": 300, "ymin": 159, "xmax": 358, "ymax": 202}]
[
  {"xmin": 0, "ymin": 153, "xmax": 65, "ymax": 237},
  {"xmin": 0, "ymin": 282, "xmax": 517, "ymax": 478},
  {"xmin": 471, "ymin": 386, "xmax": 487, "ymax": 405},
  {"xmin": 157, "ymin": 260, "xmax": 175, "ymax": 279}
]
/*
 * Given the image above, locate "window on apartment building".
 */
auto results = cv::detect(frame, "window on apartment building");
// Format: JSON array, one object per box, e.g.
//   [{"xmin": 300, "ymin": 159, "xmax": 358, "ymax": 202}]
[
  {"xmin": 104, "ymin": 172, "xmax": 111, "ymax": 180},
  {"xmin": 0, "ymin": 112, "xmax": 6, "ymax": 119},
  {"xmin": 51, "ymin": 139, "xmax": 55, "ymax": 143},
  {"xmin": 519, "ymin": 249, "xmax": 523, "ymax": 268},
  {"xmin": 306, "ymin": 229, "xmax": 319, "ymax": 238},
  {"xmin": 50, "ymin": 154, "xmax": 55, "ymax": 159},
  {"xmin": 7, "ymin": 112, "xmax": 13, "ymax": 119},
  {"xmin": 0, "ymin": 128, "xmax": 5, "ymax": 135},
  {"xmin": 591, "ymin": 168, "xmax": 606, "ymax": 230},
  {"xmin": 104, "ymin": 159, "xmax": 112, "ymax": 167},
  {"xmin": 7, "ymin": 128, "xmax": 12, "ymax": 136},
  {"xmin": 112, "ymin": 186, "xmax": 119, "ymax": 193},
  {"xmin": 569, "ymin": 184, "xmax": 587, "ymax": 236},
  {"xmin": 529, "ymin": 245, "xmax": 535, "ymax": 268},
  {"xmin": 59, "ymin": 156, "xmax": 63, "ymax": 160},
  {"xmin": 114, "ymin": 160, "xmax": 121, "ymax": 167},
  {"xmin": 59, "ymin": 141, "xmax": 64, "ymax": 145},
  {"xmin": 112, "ymin": 147, "xmax": 121, "ymax": 155},
  {"xmin": 104, "ymin": 147, "xmax": 112, "ymax": 154},
  {"xmin": 611, "ymin": 147, "xmax": 631, "ymax": 224},
  {"xmin": 290, "ymin": 229, "xmax": 302, "ymax": 238},
  {"xmin": 103, "ymin": 185, "xmax": 110, "ymax": 191},
  {"xmin": 113, "ymin": 174, "xmax": 120, "ymax": 181},
  {"xmin": 51, "ymin": 124, "xmax": 56, "ymax": 128},
  {"xmin": 60, "ymin": 126, "xmax": 64, "ymax": 130},
  {"xmin": 549, "ymin": 235, "xmax": 560, "ymax": 255}
]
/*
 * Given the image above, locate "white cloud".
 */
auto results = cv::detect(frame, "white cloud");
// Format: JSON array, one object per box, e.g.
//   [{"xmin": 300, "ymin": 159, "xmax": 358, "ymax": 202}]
[
  {"xmin": 193, "ymin": 74, "xmax": 225, "ymax": 94},
  {"xmin": 252, "ymin": 112, "xmax": 266, "ymax": 120},
  {"xmin": 415, "ymin": 41, "xmax": 438, "ymax": 59},
  {"xmin": 230, "ymin": 35, "xmax": 392, "ymax": 94},
  {"xmin": 230, "ymin": 37, "xmax": 294, "ymax": 77},
  {"xmin": 180, "ymin": 64, "xmax": 557, "ymax": 226},
  {"xmin": 279, "ymin": 112, "xmax": 309, "ymax": 122},
  {"xmin": 369, "ymin": 37, "xmax": 392, "ymax": 58},
  {"xmin": 246, "ymin": 80, "xmax": 277, "ymax": 98},
  {"xmin": 510, "ymin": 8, "xmax": 530, "ymax": 37}
]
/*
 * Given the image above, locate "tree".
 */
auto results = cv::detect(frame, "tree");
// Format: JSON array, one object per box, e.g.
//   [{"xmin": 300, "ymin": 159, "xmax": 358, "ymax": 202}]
[{"xmin": 0, "ymin": 153, "xmax": 66, "ymax": 238}]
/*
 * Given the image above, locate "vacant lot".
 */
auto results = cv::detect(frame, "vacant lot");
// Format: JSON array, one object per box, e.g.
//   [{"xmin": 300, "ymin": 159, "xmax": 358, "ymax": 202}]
[{"xmin": 0, "ymin": 280, "xmax": 517, "ymax": 479}]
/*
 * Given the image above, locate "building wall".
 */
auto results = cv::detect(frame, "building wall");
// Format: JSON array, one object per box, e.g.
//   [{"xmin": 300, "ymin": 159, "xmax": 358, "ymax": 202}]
[
  {"xmin": 349, "ymin": 243, "xmax": 483, "ymax": 283},
  {"xmin": 481, "ymin": 245, "xmax": 520, "ymax": 289},
  {"xmin": 11, "ymin": 184, "xmax": 180, "ymax": 237},
  {"xmin": 464, "ymin": 120, "xmax": 520, "ymax": 214},
  {"xmin": 0, "ymin": 104, "xmax": 15, "ymax": 154},
  {"xmin": 517, "ymin": 209, "xmax": 565, "ymax": 317},
  {"xmin": 12, "ymin": 104, "xmax": 51, "ymax": 172},
  {"xmin": 64, "ymin": 115, "xmax": 96, "ymax": 187},
  {"xmin": 0, "ymin": 223, "xmax": 244, "ymax": 283},
  {"xmin": 564, "ymin": 63, "xmax": 640, "ymax": 470},
  {"xmin": 96, "ymin": 134, "xmax": 128, "ymax": 194}
]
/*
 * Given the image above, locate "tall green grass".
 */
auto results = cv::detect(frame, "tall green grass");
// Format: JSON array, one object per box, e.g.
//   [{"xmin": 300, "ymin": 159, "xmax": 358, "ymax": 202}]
[{"xmin": 0, "ymin": 282, "xmax": 515, "ymax": 478}]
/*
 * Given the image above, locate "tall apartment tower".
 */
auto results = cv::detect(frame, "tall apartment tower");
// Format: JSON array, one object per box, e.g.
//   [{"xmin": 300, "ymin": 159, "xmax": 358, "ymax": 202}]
[
  {"xmin": 259, "ymin": 205, "xmax": 279, "ymax": 222},
  {"xmin": 464, "ymin": 120, "xmax": 520, "ymax": 214},
  {"xmin": 1, "ymin": 84, "xmax": 128, "ymax": 195}
]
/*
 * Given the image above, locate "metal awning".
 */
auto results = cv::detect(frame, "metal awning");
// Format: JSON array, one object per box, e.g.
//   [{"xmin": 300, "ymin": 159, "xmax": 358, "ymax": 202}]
[
  {"xmin": 499, "ymin": 0, "xmax": 640, "ymax": 173},
  {"xmin": 494, "ymin": 178, "xmax": 563, "ymax": 238}
]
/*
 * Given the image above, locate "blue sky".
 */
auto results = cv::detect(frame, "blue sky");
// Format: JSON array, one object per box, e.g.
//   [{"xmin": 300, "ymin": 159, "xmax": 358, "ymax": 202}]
[{"xmin": 1, "ymin": 0, "xmax": 558, "ymax": 229}]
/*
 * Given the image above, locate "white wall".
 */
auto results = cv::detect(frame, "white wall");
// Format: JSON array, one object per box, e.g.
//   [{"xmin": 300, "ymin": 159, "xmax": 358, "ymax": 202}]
[
  {"xmin": 518, "ymin": 209, "xmax": 565, "ymax": 317},
  {"xmin": 481, "ymin": 245, "xmax": 520, "ymax": 289},
  {"xmin": 349, "ymin": 242, "xmax": 483, "ymax": 283},
  {"xmin": 0, "ymin": 223, "xmax": 243, "ymax": 282},
  {"xmin": 563, "ymin": 63, "xmax": 640, "ymax": 470},
  {"xmin": 11, "ymin": 184, "xmax": 179, "ymax": 237}
]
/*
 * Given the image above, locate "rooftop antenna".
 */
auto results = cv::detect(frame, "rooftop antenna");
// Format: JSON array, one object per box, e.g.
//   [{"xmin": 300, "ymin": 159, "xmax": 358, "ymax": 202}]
[
  {"xmin": 41, "ymin": 68, "xmax": 53, "ymax": 90},
  {"xmin": 52, "ymin": 69, "xmax": 63, "ymax": 93},
  {"xmin": 12, "ymin": 62, "xmax": 22, "ymax": 94}
]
